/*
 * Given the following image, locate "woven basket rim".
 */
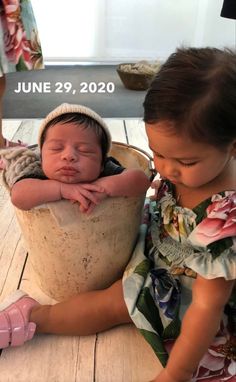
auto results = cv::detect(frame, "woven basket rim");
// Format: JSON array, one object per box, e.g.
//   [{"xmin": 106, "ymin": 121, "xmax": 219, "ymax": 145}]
[{"xmin": 117, "ymin": 64, "xmax": 155, "ymax": 78}]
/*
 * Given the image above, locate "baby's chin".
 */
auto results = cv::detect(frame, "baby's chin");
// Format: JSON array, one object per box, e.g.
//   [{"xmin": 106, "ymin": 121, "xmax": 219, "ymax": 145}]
[{"xmin": 51, "ymin": 174, "xmax": 99, "ymax": 184}]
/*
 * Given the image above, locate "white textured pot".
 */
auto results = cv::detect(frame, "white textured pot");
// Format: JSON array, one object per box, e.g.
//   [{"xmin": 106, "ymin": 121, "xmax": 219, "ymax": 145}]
[{"xmin": 15, "ymin": 142, "xmax": 153, "ymax": 301}]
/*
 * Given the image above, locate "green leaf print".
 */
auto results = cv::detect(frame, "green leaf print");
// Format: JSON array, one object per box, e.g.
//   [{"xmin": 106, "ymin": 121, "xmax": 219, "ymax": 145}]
[
  {"xmin": 137, "ymin": 287, "xmax": 164, "ymax": 335},
  {"xmin": 162, "ymin": 317, "xmax": 181, "ymax": 340},
  {"xmin": 140, "ymin": 329, "xmax": 168, "ymax": 366},
  {"xmin": 134, "ymin": 259, "xmax": 150, "ymax": 277},
  {"xmin": 207, "ymin": 237, "xmax": 233, "ymax": 259},
  {"xmin": 193, "ymin": 198, "xmax": 210, "ymax": 225},
  {"xmin": 16, "ymin": 56, "xmax": 29, "ymax": 72}
]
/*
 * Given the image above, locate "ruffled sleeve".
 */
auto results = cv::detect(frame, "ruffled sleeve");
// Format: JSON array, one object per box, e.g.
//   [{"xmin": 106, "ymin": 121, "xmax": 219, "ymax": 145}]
[
  {"xmin": 185, "ymin": 192, "xmax": 236, "ymax": 280},
  {"xmin": 184, "ymin": 245, "xmax": 236, "ymax": 280}
]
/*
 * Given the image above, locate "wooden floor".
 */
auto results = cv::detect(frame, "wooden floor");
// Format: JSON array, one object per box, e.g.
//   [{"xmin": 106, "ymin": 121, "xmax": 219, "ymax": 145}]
[{"xmin": 0, "ymin": 119, "xmax": 162, "ymax": 382}]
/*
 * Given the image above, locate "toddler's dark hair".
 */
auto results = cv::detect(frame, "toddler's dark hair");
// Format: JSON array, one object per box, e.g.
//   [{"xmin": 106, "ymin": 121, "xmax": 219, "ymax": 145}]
[
  {"xmin": 144, "ymin": 47, "xmax": 236, "ymax": 149},
  {"xmin": 40, "ymin": 113, "xmax": 109, "ymax": 164}
]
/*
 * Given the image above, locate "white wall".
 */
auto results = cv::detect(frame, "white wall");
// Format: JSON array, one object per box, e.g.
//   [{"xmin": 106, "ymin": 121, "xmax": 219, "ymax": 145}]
[{"xmin": 31, "ymin": 0, "xmax": 235, "ymax": 63}]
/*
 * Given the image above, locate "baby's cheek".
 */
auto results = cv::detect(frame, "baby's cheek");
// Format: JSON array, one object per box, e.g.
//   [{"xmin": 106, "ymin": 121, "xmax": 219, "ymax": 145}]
[{"xmin": 41, "ymin": 160, "xmax": 54, "ymax": 179}]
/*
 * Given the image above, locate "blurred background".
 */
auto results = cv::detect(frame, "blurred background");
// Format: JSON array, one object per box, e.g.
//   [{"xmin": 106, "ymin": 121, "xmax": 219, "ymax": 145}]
[{"xmin": 31, "ymin": 0, "xmax": 235, "ymax": 64}]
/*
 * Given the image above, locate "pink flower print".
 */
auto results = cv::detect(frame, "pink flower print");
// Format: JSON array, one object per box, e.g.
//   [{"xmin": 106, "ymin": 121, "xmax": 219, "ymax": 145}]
[
  {"xmin": 1, "ymin": 0, "xmax": 32, "ymax": 67},
  {"xmin": 188, "ymin": 192, "xmax": 236, "ymax": 247},
  {"xmin": 193, "ymin": 341, "xmax": 236, "ymax": 381},
  {"xmin": 2, "ymin": 0, "xmax": 21, "ymax": 35}
]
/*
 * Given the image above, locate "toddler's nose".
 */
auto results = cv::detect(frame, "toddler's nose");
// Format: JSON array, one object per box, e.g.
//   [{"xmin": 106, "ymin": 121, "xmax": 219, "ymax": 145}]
[{"xmin": 161, "ymin": 161, "xmax": 180, "ymax": 179}]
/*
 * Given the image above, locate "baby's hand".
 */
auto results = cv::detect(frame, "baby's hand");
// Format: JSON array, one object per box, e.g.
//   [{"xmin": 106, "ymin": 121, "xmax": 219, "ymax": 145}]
[
  {"xmin": 60, "ymin": 183, "xmax": 105, "ymax": 211},
  {"xmin": 149, "ymin": 179, "xmax": 161, "ymax": 200},
  {"xmin": 79, "ymin": 191, "xmax": 108, "ymax": 214},
  {"xmin": 91, "ymin": 176, "xmax": 114, "ymax": 196}
]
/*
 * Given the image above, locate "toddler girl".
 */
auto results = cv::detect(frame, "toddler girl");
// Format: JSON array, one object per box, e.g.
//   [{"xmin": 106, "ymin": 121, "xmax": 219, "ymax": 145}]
[{"xmin": 0, "ymin": 48, "xmax": 236, "ymax": 382}]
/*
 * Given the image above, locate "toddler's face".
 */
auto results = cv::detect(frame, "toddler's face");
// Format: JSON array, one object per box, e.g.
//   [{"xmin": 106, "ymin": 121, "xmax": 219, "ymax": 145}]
[
  {"xmin": 41, "ymin": 122, "xmax": 103, "ymax": 183},
  {"xmin": 146, "ymin": 121, "xmax": 234, "ymax": 189}
]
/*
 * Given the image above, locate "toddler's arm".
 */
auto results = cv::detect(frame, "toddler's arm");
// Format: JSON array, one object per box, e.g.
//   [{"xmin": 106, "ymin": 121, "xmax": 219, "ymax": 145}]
[
  {"xmin": 93, "ymin": 169, "xmax": 150, "ymax": 197},
  {"xmin": 153, "ymin": 275, "xmax": 234, "ymax": 382},
  {"xmin": 11, "ymin": 178, "xmax": 104, "ymax": 211}
]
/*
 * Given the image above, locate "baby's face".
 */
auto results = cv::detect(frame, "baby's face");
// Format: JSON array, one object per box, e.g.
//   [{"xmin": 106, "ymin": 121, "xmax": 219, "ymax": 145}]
[{"xmin": 41, "ymin": 122, "xmax": 103, "ymax": 183}]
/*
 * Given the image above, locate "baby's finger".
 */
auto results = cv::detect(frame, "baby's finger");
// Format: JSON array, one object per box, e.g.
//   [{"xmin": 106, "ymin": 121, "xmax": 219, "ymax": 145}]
[
  {"xmin": 69, "ymin": 199, "xmax": 77, "ymax": 204},
  {"xmin": 79, "ymin": 189, "xmax": 103, "ymax": 205},
  {"xmin": 75, "ymin": 193, "xmax": 90, "ymax": 210},
  {"xmin": 80, "ymin": 183, "xmax": 105, "ymax": 193},
  {"xmin": 79, "ymin": 204, "xmax": 87, "ymax": 213},
  {"xmin": 85, "ymin": 202, "xmax": 96, "ymax": 215}
]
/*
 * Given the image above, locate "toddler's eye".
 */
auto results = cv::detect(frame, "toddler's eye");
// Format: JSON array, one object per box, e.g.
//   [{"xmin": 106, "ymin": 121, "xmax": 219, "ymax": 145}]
[
  {"xmin": 179, "ymin": 161, "xmax": 197, "ymax": 167},
  {"xmin": 154, "ymin": 152, "xmax": 164, "ymax": 159}
]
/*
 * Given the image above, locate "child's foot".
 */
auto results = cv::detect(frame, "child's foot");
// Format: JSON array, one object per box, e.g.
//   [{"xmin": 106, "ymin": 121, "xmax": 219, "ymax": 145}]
[{"xmin": 0, "ymin": 290, "xmax": 39, "ymax": 349}]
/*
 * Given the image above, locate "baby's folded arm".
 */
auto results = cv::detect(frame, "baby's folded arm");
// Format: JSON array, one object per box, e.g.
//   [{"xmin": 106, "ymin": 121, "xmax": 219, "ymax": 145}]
[
  {"xmin": 94, "ymin": 169, "xmax": 150, "ymax": 197},
  {"xmin": 11, "ymin": 178, "xmax": 62, "ymax": 210},
  {"xmin": 60, "ymin": 182, "xmax": 105, "ymax": 211}
]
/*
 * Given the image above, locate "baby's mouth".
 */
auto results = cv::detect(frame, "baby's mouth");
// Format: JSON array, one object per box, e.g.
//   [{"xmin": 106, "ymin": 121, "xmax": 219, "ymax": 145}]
[{"xmin": 59, "ymin": 166, "xmax": 78, "ymax": 175}]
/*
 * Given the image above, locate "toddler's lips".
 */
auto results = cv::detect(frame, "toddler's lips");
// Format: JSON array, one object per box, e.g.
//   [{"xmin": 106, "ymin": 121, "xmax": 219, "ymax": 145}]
[{"xmin": 168, "ymin": 178, "xmax": 179, "ymax": 184}]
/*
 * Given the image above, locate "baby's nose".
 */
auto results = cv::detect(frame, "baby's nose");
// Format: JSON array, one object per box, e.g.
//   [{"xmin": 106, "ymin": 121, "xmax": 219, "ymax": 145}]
[{"xmin": 62, "ymin": 147, "xmax": 77, "ymax": 161}]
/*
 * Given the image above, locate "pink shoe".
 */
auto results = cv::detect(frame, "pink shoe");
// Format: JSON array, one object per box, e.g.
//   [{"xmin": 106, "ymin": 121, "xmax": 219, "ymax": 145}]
[{"xmin": 0, "ymin": 290, "xmax": 39, "ymax": 349}]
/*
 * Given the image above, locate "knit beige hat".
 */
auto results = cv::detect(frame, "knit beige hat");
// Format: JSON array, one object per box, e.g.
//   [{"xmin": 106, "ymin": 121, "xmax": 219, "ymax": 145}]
[{"xmin": 38, "ymin": 103, "xmax": 112, "ymax": 152}]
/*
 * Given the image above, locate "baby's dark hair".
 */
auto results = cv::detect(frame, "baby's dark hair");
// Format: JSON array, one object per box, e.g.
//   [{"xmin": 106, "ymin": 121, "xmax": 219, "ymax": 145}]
[
  {"xmin": 40, "ymin": 113, "xmax": 110, "ymax": 164},
  {"xmin": 144, "ymin": 47, "xmax": 236, "ymax": 149}
]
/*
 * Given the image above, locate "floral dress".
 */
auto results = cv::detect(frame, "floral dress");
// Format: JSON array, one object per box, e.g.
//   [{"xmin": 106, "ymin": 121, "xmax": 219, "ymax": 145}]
[
  {"xmin": 0, "ymin": 0, "xmax": 43, "ymax": 76},
  {"xmin": 123, "ymin": 180, "xmax": 236, "ymax": 381}
]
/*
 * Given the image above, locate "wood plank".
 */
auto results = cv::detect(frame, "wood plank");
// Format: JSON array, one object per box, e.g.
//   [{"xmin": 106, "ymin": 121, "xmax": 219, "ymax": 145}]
[
  {"xmin": 2, "ymin": 120, "xmax": 22, "ymax": 142},
  {"xmin": 0, "ymin": 184, "xmax": 10, "ymax": 214},
  {"xmin": 0, "ymin": 335, "xmax": 85, "ymax": 382},
  {"xmin": 125, "ymin": 119, "xmax": 152, "ymax": 155},
  {"xmin": 3, "ymin": 118, "xmax": 127, "ymax": 146},
  {"xmin": 0, "ymin": 204, "xmax": 22, "ymax": 295},
  {"xmin": 11, "ymin": 120, "xmax": 42, "ymax": 146},
  {"xmin": 95, "ymin": 325, "xmax": 162, "ymax": 382},
  {"xmin": 0, "ymin": 238, "xmax": 27, "ymax": 300},
  {"xmin": 105, "ymin": 119, "xmax": 127, "ymax": 143},
  {"xmin": 0, "ymin": 258, "xmax": 96, "ymax": 382}
]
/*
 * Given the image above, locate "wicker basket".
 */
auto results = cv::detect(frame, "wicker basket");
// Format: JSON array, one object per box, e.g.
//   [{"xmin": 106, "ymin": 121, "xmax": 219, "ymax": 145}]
[{"xmin": 117, "ymin": 63, "xmax": 155, "ymax": 90}]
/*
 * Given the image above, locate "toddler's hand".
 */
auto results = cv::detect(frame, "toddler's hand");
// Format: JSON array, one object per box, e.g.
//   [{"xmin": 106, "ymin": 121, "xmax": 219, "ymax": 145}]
[
  {"xmin": 60, "ymin": 183, "xmax": 105, "ymax": 211},
  {"xmin": 150, "ymin": 369, "xmax": 191, "ymax": 382}
]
